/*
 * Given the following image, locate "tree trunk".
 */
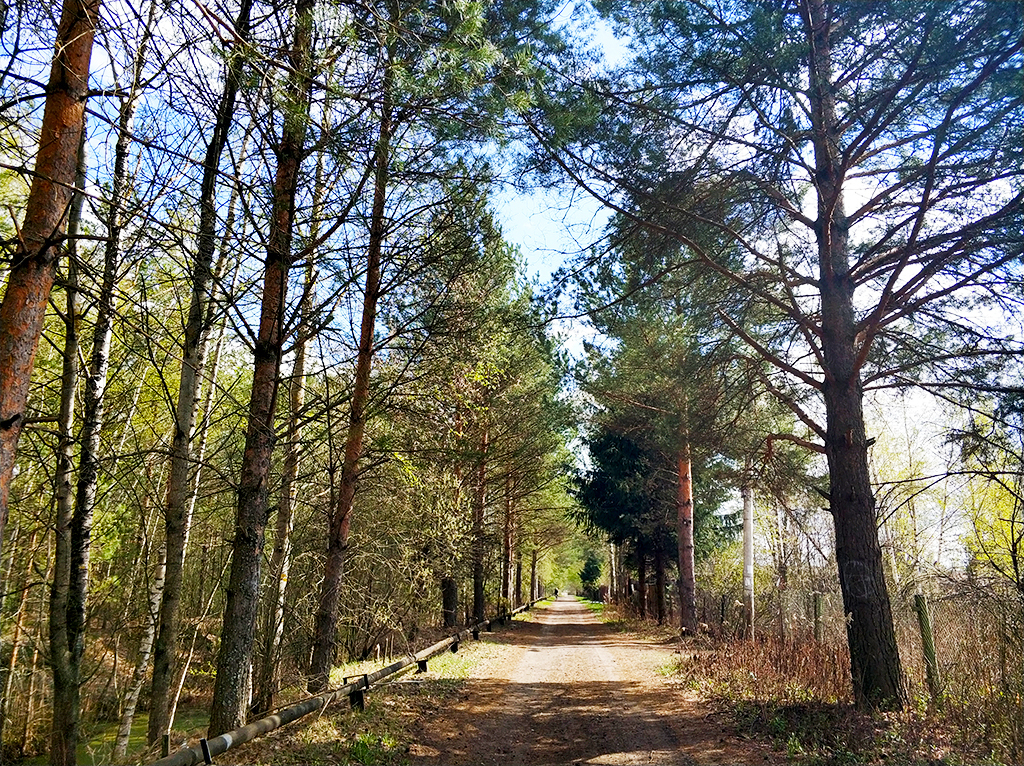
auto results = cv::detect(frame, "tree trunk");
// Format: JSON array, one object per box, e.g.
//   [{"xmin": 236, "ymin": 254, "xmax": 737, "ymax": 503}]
[
  {"xmin": 608, "ymin": 542, "xmax": 617, "ymax": 605},
  {"xmin": 0, "ymin": 0, "xmax": 99, "ymax": 616},
  {"xmin": 802, "ymin": 0, "xmax": 904, "ymax": 710},
  {"xmin": 442, "ymin": 577, "xmax": 458, "ymax": 627},
  {"xmin": 514, "ymin": 549, "xmax": 523, "ymax": 608},
  {"xmin": 51, "ymin": 14, "xmax": 148, "ymax": 760},
  {"xmin": 654, "ymin": 543, "xmax": 665, "ymax": 626},
  {"xmin": 149, "ymin": 0, "xmax": 253, "ymax": 744},
  {"xmin": 741, "ymin": 482, "xmax": 754, "ymax": 640},
  {"xmin": 307, "ymin": 46, "xmax": 393, "ymax": 693},
  {"xmin": 530, "ymin": 548, "xmax": 538, "ymax": 601},
  {"xmin": 637, "ymin": 554, "xmax": 647, "ymax": 620},
  {"xmin": 825, "ymin": 377, "xmax": 903, "ymax": 707},
  {"xmin": 44, "ymin": 125, "xmax": 86, "ymax": 766},
  {"xmin": 676, "ymin": 446, "xmax": 696, "ymax": 633},
  {"xmin": 209, "ymin": 0, "xmax": 313, "ymax": 734},
  {"xmin": 252, "ymin": 257, "xmax": 312, "ymax": 715},
  {"xmin": 472, "ymin": 430, "xmax": 488, "ymax": 623},
  {"xmin": 501, "ymin": 476, "xmax": 512, "ymax": 606},
  {"xmin": 113, "ymin": 541, "xmax": 165, "ymax": 760}
]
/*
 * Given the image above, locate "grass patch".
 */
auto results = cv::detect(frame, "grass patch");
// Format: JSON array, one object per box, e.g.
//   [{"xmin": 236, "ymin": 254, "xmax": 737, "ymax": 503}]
[
  {"xmin": 348, "ymin": 731, "xmax": 403, "ymax": 765},
  {"xmin": 576, "ymin": 597, "xmax": 606, "ymax": 616},
  {"xmin": 19, "ymin": 708, "xmax": 209, "ymax": 765}
]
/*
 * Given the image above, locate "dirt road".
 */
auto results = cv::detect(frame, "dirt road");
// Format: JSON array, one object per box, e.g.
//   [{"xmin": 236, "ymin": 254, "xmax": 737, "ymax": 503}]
[{"xmin": 406, "ymin": 596, "xmax": 780, "ymax": 765}]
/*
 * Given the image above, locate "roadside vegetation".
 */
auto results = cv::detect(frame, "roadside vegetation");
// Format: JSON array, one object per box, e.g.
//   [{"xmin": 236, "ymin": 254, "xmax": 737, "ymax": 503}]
[
  {"xmin": 589, "ymin": 594, "xmax": 1020, "ymax": 765},
  {"xmin": 220, "ymin": 615, "xmax": 534, "ymax": 766}
]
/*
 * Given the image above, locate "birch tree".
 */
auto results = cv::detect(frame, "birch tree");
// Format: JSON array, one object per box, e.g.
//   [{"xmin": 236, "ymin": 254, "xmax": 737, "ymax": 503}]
[{"xmin": 147, "ymin": 0, "xmax": 255, "ymax": 745}]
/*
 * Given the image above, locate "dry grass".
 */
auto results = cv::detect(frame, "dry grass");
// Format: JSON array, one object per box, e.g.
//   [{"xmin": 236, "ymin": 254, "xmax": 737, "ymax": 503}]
[{"xmin": 665, "ymin": 628, "xmax": 1020, "ymax": 765}]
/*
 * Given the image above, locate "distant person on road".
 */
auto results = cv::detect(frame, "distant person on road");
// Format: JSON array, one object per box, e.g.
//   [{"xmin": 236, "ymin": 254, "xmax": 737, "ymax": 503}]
[{"xmin": 554, "ymin": 588, "xmax": 559, "ymax": 598}]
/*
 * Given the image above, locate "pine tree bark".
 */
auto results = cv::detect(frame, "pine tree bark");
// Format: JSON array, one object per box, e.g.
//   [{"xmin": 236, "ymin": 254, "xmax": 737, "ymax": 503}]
[
  {"xmin": 308, "ymin": 55, "xmax": 393, "ymax": 690},
  {"xmin": 252, "ymin": 257, "xmax": 311, "ymax": 715},
  {"xmin": 209, "ymin": 0, "xmax": 313, "ymax": 734},
  {"xmin": 0, "ymin": 0, "xmax": 99, "ymax": 614},
  {"xmin": 802, "ymin": 0, "xmax": 905, "ymax": 710},
  {"xmin": 501, "ymin": 476, "xmax": 512, "ymax": 605},
  {"xmin": 514, "ymin": 549, "xmax": 523, "ymax": 608},
  {"xmin": 148, "ymin": 0, "xmax": 253, "ymax": 744},
  {"xmin": 607, "ymin": 542, "xmax": 616, "ymax": 604},
  {"xmin": 530, "ymin": 548, "xmax": 538, "ymax": 601},
  {"xmin": 676, "ymin": 445, "xmax": 696, "ymax": 633}
]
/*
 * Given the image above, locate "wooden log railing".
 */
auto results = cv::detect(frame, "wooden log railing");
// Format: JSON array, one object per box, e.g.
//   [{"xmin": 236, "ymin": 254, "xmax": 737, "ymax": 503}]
[{"xmin": 147, "ymin": 600, "xmax": 541, "ymax": 766}]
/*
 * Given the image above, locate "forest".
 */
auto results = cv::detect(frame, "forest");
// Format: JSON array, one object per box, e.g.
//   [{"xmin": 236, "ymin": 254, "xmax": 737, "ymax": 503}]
[{"xmin": 0, "ymin": 0, "xmax": 1022, "ymax": 763}]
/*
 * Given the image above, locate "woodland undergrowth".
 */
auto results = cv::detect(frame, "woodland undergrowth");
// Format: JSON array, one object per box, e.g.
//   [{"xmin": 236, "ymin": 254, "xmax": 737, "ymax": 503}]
[
  {"xmin": 586, "ymin": 598, "xmax": 1019, "ymax": 765},
  {"xmin": 667, "ymin": 627, "xmax": 1017, "ymax": 765},
  {"xmin": 224, "ymin": 625, "xmax": 518, "ymax": 765}
]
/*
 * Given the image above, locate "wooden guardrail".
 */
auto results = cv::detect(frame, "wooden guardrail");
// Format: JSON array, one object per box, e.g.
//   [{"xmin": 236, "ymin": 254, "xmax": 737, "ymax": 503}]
[{"xmin": 147, "ymin": 599, "xmax": 542, "ymax": 766}]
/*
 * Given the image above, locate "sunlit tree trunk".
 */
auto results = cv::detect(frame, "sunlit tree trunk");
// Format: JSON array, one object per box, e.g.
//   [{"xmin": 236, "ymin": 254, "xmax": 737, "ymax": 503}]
[
  {"xmin": 514, "ymin": 549, "xmax": 523, "ymax": 608},
  {"xmin": 209, "ymin": 0, "xmax": 313, "ymax": 734},
  {"xmin": 252, "ymin": 255, "xmax": 313, "ymax": 715},
  {"xmin": 608, "ymin": 542, "xmax": 617, "ymax": 605},
  {"xmin": 307, "ymin": 45, "xmax": 393, "ymax": 693},
  {"xmin": 676, "ymin": 445, "xmax": 696, "ymax": 633},
  {"xmin": 741, "ymin": 480, "xmax": 754, "ymax": 640},
  {"xmin": 802, "ymin": 0, "xmax": 904, "ymax": 709},
  {"xmin": 0, "ymin": 0, "xmax": 99, "ymax": 620},
  {"xmin": 501, "ymin": 475, "xmax": 512, "ymax": 606},
  {"xmin": 530, "ymin": 548, "xmax": 538, "ymax": 601},
  {"xmin": 51, "ymin": 12, "xmax": 149, "ymax": 761}
]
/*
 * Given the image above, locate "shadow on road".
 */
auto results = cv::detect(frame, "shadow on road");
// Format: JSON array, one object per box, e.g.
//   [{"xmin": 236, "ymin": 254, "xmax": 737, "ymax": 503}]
[{"xmin": 406, "ymin": 677, "xmax": 701, "ymax": 765}]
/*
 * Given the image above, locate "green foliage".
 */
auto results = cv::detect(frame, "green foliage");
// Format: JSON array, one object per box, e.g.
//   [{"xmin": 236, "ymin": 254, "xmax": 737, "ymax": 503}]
[
  {"xmin": 578, "ymin": 550, "xmax": 601, "ymax": 599},
  {"xmin": 348, "ymin": 732, "xmax": 403, "ymax": 766}
]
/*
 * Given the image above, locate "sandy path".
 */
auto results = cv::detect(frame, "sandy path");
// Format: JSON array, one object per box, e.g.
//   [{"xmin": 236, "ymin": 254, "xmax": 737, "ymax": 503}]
[{"xmin": 407, "ymin": 596, "xmax": 780, "ymax": 765}]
